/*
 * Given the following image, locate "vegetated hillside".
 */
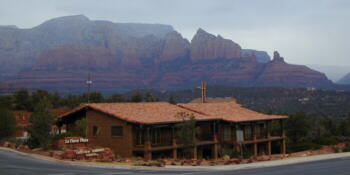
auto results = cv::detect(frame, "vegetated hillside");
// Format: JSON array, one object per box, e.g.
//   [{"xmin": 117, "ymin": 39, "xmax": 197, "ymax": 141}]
[
  {"xmin": 1, "ymin": 85, "xmax": 350, "ymax": 118},
  {"xmin": 152, "ymin": 86, "xmax": 350, "ymax": 118},
  {"xmin": 0, "ymin": 15, "xmax": 333, "ymax": 92}
]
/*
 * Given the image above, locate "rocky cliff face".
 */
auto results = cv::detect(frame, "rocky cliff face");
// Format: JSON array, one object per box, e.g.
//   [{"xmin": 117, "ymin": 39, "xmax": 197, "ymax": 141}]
[
  {"xmin": 241, "ymin": 49, "xmax": 271, "ymax": 63},
  {"xmin": 0, "ymin": 15, "xmax": 334, "ymax": 92},
  {"xmin": 190, "ymin": 29, "xmax": 241, "ymax": 60},
  {"xmin": 0, "ymin": 15, "xmax": 174, "ymax": 78},
  {"xmin": 157, "ymin": 31, "xmax": 190, "ymax": 63}
]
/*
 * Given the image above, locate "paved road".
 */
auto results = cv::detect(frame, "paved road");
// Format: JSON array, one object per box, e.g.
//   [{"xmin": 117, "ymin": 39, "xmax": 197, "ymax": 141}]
[{"xmin": 1, "ymin": 148, "xmax": 350, "ymax": 175}]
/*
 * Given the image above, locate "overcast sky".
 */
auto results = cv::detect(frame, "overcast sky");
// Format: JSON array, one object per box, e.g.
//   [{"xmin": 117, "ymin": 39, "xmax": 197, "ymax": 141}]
[{"xmin": 1, "ymin": 0, "xmax": 349, "ymax": 70}]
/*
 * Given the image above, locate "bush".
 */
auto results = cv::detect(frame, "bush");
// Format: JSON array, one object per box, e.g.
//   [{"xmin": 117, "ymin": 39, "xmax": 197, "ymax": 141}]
[
  {"xmin": 242, "ymin": 145, "xmax": 251, "ymax": 159},
  {"xmin": 0, "ymin": 137, "xmax": 26, "ymax": 147},
  {"xmin": 343, "ymin": 143, "xmax": 350, "ymax": 152},
  {"xmin": 318, "ymin": 136, "xmax": 339, "ymax": 146},
  {"xmin": 221, "ymin": 145, "xmax": 240, "ymax": 158},
  {"xmin": 288, "ymin": 141, "xmax": 321, "ymax": 153},
  {"xmin": 332, "ymin": 145, "xmax": 342, "ymax": 153}
]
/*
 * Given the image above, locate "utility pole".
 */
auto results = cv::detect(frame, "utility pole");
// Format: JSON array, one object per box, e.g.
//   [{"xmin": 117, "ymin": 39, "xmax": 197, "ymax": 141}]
[{"xmin": 86, "ymin": 72, "xmax": 92, "ymax": 103}]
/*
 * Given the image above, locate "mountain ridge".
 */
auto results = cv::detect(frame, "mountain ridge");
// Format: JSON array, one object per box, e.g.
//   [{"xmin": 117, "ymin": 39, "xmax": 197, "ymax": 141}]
[
  {"xmin": 0, "ymin": 15, "xmax": 333, "ymax": 92},
  {"xmin": 338, "ymin": 73, "xmax": 350, "ymax": 85}
]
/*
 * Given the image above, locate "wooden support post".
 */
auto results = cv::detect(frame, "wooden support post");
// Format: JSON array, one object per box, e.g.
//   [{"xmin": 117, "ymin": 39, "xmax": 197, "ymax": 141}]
[
  {"xmin": 172, "ymin": 139, "xmax": 177, "ymax": 159},
  {"xmin": 213, "ymin": 134, "xmax": 218, "ymax": 160},
  {"xmin": 193, "ymin": 146, "xmax": 198, "ymax": 160},
  {"xmin": 267, "ymin": 141, "xmax": 272, "ymax": 156},
  {"xmin": 267, "ymin": 121, "xmax": 271, "ymax": 139},
  {"xmin": 144, "ymin": 127, "xmax": 152, "ymax": 160},
  {"xmin": 280, "ymin": 120, "xmax": 284, "ymax": 137},
  {"xmin": 282, "ymin": 139, "xmax": 286, "ymax": 155},
  {"xmin": 251, "ymin": 122, "xmax": 254, "ymax": 140},
  {"xmin": 251, "ymin": 122, "xmax": 258, "ymax": 157},
  {"xmin": 253, "ymin": 136, "xmax": 258, "ymax": 157},
  {"xmin": 173, "ymin": 149, "xmax": 177, "ymax": 160},
  {"xmin": 280, "ymin": 120, "xmax": 286, "ymax": 156}
]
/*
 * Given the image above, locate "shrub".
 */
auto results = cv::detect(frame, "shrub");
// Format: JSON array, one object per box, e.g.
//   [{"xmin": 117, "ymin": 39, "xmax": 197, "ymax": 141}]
[
  {"xmin": 343, "ymin": 143, "xmax": 350, "ymax": 152},
  {"xmin": 318, "ymin": 136, "xmax": 338, "ymax": 146},
  {"xmin": 288, "ymin": 141, "xmax": 320, "ymax": 153},
  {"xmin": 332, "ymin": 145, "xmax": 342, "ymax": 153},
  {"xmin": 223, "ymin": 154, "xmax": 230, "ymax": 160}
]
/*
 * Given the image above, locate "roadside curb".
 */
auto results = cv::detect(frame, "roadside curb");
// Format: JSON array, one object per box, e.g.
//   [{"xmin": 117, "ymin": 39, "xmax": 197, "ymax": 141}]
[{"xmin": 2, "ymin": 147, "xmax": 350, "ymax": 171}]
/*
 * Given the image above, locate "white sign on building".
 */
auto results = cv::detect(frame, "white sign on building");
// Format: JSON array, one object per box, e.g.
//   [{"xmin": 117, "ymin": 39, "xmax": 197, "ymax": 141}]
[{"xmin": 236, "ymin": 130, "xmax": 244, "ymax": 142}]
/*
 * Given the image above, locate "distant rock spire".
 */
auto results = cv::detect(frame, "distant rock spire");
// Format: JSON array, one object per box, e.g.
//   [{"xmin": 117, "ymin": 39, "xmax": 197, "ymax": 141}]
[{"xmin": 273, "ymin": 51, "xmax": 285, "ymax": 62}]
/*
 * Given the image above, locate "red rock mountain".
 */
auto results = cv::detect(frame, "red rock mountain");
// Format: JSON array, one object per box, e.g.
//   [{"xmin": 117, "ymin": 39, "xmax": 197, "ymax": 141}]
[
  {"xmin": 191, "ymin": 29, "xmax": 241, "ymax": 60},
  {"xmin": 0, "ymin": 15, "xmax": 333, "ymax": 93}
]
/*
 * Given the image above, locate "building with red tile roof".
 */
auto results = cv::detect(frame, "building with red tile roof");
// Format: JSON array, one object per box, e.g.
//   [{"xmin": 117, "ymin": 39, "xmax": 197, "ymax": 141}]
[
  {"xmin": 13, "ymin": 111, "xmax": 31, "ymax": 139},
  {"xmin": 13, "ymin": 108, "xmax": 69, "ymax": 139},
  {"xmin": 57, "ymin": 100, "xmax": 287, "ymax": 160}
]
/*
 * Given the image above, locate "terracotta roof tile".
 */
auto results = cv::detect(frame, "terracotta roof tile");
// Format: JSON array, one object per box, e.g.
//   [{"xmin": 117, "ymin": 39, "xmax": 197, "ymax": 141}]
[
  {"xmin": 178, "ymin": 101, "xmax": 287, "ymax": 122},
  {"xmin": 59, "ymin": 101, "xmax": 287, "ymax": 124},
  {"xmin": 60, "ymin": 102, "xmax": 216, "ymax": 124}
]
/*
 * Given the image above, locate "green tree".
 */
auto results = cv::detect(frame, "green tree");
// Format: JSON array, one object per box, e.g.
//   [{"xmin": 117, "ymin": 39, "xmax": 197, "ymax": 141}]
[
  {"xmin": 130, "ymin": 92, "xmax": 143, "ymax": 102},
  {"xmin": 13, "ymin": 88, "xmax": 31, "ymax": 111},
  {"xmin": 285, "ymin": 112, "xmax": 313, "ymax": 152},
  {"xmin": 61, "ymin": 94, "xmax": 82, "ymax": 108},
  {"xmin": 0, "ymin": 106, "xmax": 17, "ymax": 140},
  {"xmin": 0, "ymin": 96, "xmax": 14, "ymax": 109},
  {"xmin": 320, "ymin": 117, "xmax": 340, "ymax": 136},
  {"xmin": 175, "ymin": 112, "xmax": 199, "ymax": 159},
  {"xmin": 108, "ymin": 94, "xmax": 126, "ymax": 102},
  {"xmin": 50, "ymin": 92, "xmax": 61, "ymax": 108},
  {"xmin": 31, "ymin": 90, "xmax": 50, "ymax": 105},
  {"xmin": 82, "ymin": 92, "xmax": 104, "ymax": 103},
  {"xmin": 26, "ymin": 98, "xmax": 56, "ymax": 149},
  {"xmin": 339, "ymin": 117, "xmax": 350, "ymax": 137}
]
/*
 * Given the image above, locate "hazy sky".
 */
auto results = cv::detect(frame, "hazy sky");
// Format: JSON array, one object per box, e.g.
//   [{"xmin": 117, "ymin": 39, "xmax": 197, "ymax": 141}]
[{"xmin": 1, "ymin": 0, "xmax": 349, "ymax": 69}]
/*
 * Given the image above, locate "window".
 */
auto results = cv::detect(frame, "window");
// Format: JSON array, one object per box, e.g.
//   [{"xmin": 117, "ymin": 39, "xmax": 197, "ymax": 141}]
[
  {"xmin": 151, "ymin": 128, "xmax": 161, "ymax": 144},
  {"xmin": 92, "ymin": 126, "xmax": 99, "ymax": 137},
  {"xmin": 134, "ymin": 129, "xmax": 144, "ymax": 146},
  {"xmin": 244, "ymin": 125, "xmax": 252, "ymax": 140},
  {"xmin": 111, "ymin": 126, "xmax": 123, "ymax": 137}
]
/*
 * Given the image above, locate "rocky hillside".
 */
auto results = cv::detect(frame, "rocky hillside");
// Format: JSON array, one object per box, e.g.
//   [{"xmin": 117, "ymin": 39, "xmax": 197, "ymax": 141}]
[
  {"xmin": 338, "ymin": 73, "xmax": 350, "ymax": 84},
  {"xmin": 0, "ymin": 15, "xmax": 333, "ymax": 93}
]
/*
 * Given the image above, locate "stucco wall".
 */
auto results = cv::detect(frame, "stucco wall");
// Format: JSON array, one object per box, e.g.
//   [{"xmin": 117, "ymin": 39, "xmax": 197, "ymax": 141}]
[{"xmin": 86, "ymin": 110, "xmax": 134, "ymax": 158}]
